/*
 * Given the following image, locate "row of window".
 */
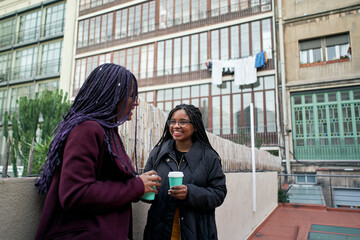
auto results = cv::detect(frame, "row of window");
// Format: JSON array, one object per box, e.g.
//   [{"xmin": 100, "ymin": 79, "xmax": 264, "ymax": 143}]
[
  {"xmin": 74, "ymin": 19, "xmax": 273, "ymax": 92},
  {"xmin": 299, "ymin": 33, "xmax": 351, "ymax": 64},
  {"xmin": 139, "ymin": 76, "xmax": 276, "ymax": 135},
  {"xmin": 0, "ymin": 40, "xmax": 63, "ymax": 82},
  {"xmin": 77, "ymin": 1, "xmax": 155, "ymax": 48},
  {"xmin": 0, "ymin": 2, "xmax": 66, "ymax": 48},
  {"xmin": 77, "ymin": 0, "xmax": 272, "ymax": 49},
  {"xmin": 79, "ymin": 0, "xmax": 115, "ymax": 12}
]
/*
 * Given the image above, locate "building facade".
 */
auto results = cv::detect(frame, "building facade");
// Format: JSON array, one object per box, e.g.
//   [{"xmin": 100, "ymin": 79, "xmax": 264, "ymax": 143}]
[
  {"xmin": 73, "ymin": 0, "xmax": 279, "ymax": 152},
  {"xmin": 279, "ymin": 0, "xmax": 360, "ymax": 207},
  {"xmin": 0, "ymin": 0, "xmax": 77, "ymax": 169}
]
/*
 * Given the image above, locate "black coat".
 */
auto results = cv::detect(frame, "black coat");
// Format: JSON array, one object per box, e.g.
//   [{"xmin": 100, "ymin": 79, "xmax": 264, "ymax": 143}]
[{"xmin": 143, "ymin": 139, "xmax": 227, "ymax": 240}]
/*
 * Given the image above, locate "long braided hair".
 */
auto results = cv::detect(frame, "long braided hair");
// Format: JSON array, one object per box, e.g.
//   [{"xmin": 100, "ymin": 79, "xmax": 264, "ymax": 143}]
[
  {"xmin": 155, "ymin": 104, "xmax": 219, "ymax": 157},
  {"xmin": 35, "ymin": 63, "xmax": 138, "ymax": 194}
]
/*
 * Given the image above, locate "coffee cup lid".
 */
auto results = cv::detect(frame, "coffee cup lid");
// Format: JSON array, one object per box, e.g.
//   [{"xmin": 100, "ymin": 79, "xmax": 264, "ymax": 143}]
[{"xmin": 168, "ymin": 171, "xmax": 184, "ymax": 177}]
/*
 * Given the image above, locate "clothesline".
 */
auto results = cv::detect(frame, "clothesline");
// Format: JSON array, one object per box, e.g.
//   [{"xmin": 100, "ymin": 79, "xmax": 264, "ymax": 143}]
[{"xmin": 208, "ymin": 51, "xmax": 267, "ymax": 86}]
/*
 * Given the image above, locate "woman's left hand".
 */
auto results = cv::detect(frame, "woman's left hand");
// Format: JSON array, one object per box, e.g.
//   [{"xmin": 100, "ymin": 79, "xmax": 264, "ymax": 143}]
[{"xmin": 168, "ymin": 185, "xmax": 188, "ymax": 200}]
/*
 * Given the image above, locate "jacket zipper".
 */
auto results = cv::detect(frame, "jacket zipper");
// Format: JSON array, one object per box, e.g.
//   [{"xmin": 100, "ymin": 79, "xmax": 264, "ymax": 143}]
[{"xmin": 169, "ymin": 154, "xmax": 182, "ymax": 170}]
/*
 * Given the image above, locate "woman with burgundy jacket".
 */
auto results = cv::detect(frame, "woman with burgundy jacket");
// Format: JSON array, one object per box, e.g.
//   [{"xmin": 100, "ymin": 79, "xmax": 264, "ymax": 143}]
[{"xmin": 35, "ymin": 63, "xmax": 161, "ymax": 240}]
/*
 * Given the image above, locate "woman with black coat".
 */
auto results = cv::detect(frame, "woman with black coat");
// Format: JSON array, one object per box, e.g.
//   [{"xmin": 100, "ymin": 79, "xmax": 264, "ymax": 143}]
[{"xmin": 143, "ymin": 104, "xmax": 227, "ymax": 240}]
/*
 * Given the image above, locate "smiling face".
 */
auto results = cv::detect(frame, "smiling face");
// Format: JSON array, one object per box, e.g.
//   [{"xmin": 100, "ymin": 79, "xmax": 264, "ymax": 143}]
[{"xmin": 169, "ymin": 109, "xmax": 195, "ymax": 145}]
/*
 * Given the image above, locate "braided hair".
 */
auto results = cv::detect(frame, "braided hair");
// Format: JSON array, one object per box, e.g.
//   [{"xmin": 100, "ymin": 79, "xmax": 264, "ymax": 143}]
[
  {"xmin": 35, "ymin": 63, "xmax": 138, "ymax": 194},
  {"xmin": 155, "ymin": 104, "xmax": 219, "ymax": 157}
]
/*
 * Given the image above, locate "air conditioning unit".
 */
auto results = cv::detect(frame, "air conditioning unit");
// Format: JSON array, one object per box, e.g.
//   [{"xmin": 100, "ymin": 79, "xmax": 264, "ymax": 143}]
[{"xmin": 261, "ymin": 4, "xmax": 271, "ymax": 12}]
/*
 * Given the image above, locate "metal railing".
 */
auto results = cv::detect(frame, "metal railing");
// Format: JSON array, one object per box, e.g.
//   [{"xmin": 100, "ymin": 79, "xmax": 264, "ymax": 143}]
[
  {"xmin": 279, "ymin": 174, "xmax": 360, "ymax": 209},
  {"xmin": 208, "ymin": 126, "xmax": 278, "ymax": 147}
]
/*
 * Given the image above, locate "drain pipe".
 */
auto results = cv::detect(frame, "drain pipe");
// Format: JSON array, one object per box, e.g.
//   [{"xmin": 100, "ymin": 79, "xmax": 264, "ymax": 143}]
[{"xmin": 278, "ymin": 0, "xmax": 291, "ymax": 174}]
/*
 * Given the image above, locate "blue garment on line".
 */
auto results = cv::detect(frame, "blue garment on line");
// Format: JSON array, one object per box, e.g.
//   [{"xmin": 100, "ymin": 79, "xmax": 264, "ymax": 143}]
[{"xmin": 255, "ymin": 52, "xmax": 266, "ymax": 68}]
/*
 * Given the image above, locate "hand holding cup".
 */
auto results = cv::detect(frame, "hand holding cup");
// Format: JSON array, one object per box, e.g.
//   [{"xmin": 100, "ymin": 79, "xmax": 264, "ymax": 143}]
[
  {"xmin": 168, "ymin": 171, "xmax": 187, "ymax": 200},
  {"xmin": 139, "ymin": 170, "xmax": 162, "ymax": 200}
]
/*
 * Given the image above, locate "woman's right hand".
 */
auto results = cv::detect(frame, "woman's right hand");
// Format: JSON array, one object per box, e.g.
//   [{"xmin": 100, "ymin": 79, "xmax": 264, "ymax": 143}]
[{"xmin": 139, "ymin": 170, "xmax": 162, "ymax": 194}]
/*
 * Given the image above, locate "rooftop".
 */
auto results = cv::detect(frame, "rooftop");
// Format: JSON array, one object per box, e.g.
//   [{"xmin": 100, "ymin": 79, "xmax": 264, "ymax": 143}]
[{"xmin": 248, "ymin": 203, "xmax": 360, "ymax": 240}]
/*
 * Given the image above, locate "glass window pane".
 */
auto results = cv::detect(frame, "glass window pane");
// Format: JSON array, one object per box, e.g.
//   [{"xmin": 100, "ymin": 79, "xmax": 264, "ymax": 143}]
[
  {"xmin": 200, "ymin": 33, "xmax": 208, "ymax": 70},
  {"xmin": 231, "ymin": 26, "xmax": 239, "ymax": 59},
  {"xmin": 200, "ymin": 97, "xmax": 208, "ymax": 129},
  {"xmin": 182, "ymin": 36, "xmax": 190, "ymax": 72},
  {"xmin": 157, "ymin": 41, "xmax": 164, "ymax": 76},
  {"xmin": 233, "ymin": 94, "xmax": 241, "ymax": 133},
  {"xmin": 191, "ymin": 85, "xmax": 199, "ymax": 97},
  {"xmin": 266, "ymin": 91, "xmax": 276, "ymax": 132},
  {"xmin": 182, "ymin": 86, "xmax": 190, "ymax": 99},
  {"xmin": 191, "ymin": 34, "xmax": 199, "ymax": 71},
  {"xmin": 241, "ymin": 23, "xmax": 249, "ymax": 57},
  {"xmin": 200, "ymin": 84, "xmax": 209, "ymax": 97},
  {"xmin": 165, "ymin": 40, "xmax": 172, "ymax": 75},
  {"xmin": 157, "ymin": 89, "xmax": 164, "ymax": 101},
  {"xmin": 264, "ymin": 75, "xmax": 275, "ymax": 89},
  {"xmin": 222, "ymin": 95, "xmax": 231, "ymax": 134},
  {"xmin": 251, "ymin": 21, "xmax": 261, "ymax": 55},
  {"xmin": 174, "ymin": 38, "xmax": 181, "ymax": 74},
  {"xmin": 220, "ymin": 28, "xmax": 229, "ymax": 60},
  {"xmin": 243, "ymin": 93, "xmax": 251, "ymax": 128},
  {"xmin": 212, "ymin": 96, "xmax": 220, "ymax": 134},
  {"xmin": 255, "ymin": 92, "xmax": 264, "ymax": 132},
  {"xmin": 262, "ymin": 18, "xmax": 272, "ymax": 59},
  {"xmin": 211, "ymin": 30, "xmax": 219, "ymax": 60},
  {"xmin": 174, "ymin": 87, "xmax": 181, "ymax": 99}
]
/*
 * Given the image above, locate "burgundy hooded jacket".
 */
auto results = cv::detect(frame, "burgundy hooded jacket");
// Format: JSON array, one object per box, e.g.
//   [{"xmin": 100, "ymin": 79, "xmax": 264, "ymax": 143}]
[{"xmin": 35, "ymin": 121, "xmax": 144, "ymax": 240}]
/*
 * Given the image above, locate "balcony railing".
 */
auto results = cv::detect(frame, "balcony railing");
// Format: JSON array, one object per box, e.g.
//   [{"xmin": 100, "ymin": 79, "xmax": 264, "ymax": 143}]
[
  {"xmin": 279, "ymin": 174, "xmax": 360, "ymax": 209},
  {"xmin": 208, "ymin": 126, "xmax": 278, "ymax": 147},
  {"xmin": 76, "ymin": 1, "xmax": 272, "ymax": 54}
]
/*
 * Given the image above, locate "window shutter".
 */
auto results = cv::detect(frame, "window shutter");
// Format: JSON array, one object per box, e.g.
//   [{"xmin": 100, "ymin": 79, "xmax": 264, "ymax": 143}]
[
  {"xmin": 325, "ymin": 34, "xmax": 349, "ymax": 47},
  {"xmin": 300, "ymin": 39, "xmax": 321, "ymax": 51}
]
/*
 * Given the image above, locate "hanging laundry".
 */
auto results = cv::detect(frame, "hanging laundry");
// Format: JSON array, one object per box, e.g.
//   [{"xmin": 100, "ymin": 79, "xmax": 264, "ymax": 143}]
[
  {"xmin": 234, "ymin": 55, "xmax": 257, "ymax": 86},
  {"xmin": 211, "ymin": 56, "xmax": 258, "ymax": 85},
  {"xmin": 255, "ymin": 51, "xmax": 266, "ymax": 68},
  {"xmin": 211, "ymin": 60, "xmax": 223, "ymax": 85}
]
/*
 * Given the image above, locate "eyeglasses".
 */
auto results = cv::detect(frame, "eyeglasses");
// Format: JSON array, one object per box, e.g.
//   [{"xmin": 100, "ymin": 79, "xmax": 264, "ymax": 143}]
[{"xmin": 167, "ymin": 119, "xmax": 192, "ymax": 127}]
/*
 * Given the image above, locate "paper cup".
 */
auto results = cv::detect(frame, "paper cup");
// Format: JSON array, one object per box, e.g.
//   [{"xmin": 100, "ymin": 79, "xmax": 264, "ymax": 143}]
[
  {"xmin": 168, "ymin": 171, "xmax": 184, "ymax": 189},
  {"xmin": 141, "ymin": 190, "xmax": 155, "ymax": 200},
  {"xmin": 141, "ymin": 174, "xmax": 157, "ymax": 200}
]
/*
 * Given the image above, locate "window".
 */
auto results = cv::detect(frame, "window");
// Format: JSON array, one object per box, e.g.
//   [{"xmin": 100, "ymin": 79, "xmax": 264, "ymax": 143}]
[
  {"xmin": 325, "ymin": 34, "xmax": 350, "ymax": 61},
  {"xmin": 18, "ymin": 10, "xmax": 42, "ymax": 43},
  {"xmin": 40, "ymin": 40, "xmax": 63, "ymax": 75},
  {"xmin": 44, "ymin": 3, "xmax": 66, "ymax": 37},
  {"xmin": 0, "ymin": 89, "xmax": 8, "ymax": 122},
  {"xmin": 299, "ymin": 33, "xmax": 350, "ymax": 65},
  {"xmin": 299, "ymin": 39, "xmax": 323, "ymax": 64},
  {"xmin": 10, "ymin": 85, "xmax": 35, "ymax": 114},
  {"xmin": 0, "ymin": 18, "xmax": 15, "ymax": 48},
  {"xmin": 308, "ymin": 224, "xmax": 360, "ymax": 239},
  {"xmin": 0, "ymin": 53, "xmax": 11, "ymax": 83},
  {"xmin": 142, "ymin": 77, "xmax": 276, "ymax": 136},
  {"xmin": 38, "ymin": 81, "xmax": 59, "ymax": 94},
  {"xmin": 13, "ymin": 46, "xmax": 39, "ymax": 80},
  {"xmin": 295, "ymin": 173, "xmax": 317, "ymax": 184}
]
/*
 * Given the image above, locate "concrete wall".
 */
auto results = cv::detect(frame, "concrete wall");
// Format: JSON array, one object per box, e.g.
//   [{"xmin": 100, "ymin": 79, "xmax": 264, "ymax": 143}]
[
  {"xmin": 282, "ymin": 0, "xmax": 360, "ymax": 19},
  {"xmin": 282, "ymin": 5, "xmax": 360, "ymax": 86},
  {"xmin": 0, "ymin": 172, "xmax": 278, "ymax": 240}
]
